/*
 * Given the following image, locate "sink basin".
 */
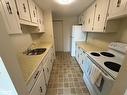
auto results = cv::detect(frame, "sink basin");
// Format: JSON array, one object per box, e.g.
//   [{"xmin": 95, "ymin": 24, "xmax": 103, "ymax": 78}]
[{"xmin": 25, "ymin": 48, "xmax": 47, "ymax": 55}]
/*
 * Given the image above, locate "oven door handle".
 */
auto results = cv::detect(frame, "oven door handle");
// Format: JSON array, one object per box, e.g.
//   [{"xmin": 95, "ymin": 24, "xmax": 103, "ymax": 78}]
[{"xmin": 92, "ymin": 63, "xmax": 114, "ymax": 81}]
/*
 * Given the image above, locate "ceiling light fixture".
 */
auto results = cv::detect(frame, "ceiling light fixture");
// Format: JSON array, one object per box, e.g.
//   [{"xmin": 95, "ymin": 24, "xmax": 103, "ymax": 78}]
[{"xmin": 55, "ymin": 0, "xmax": 75, "ymax": 5}]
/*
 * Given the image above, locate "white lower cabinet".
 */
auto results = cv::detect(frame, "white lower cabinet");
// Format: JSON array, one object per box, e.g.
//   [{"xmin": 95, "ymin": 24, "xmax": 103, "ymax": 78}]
[
  {"xmin": 30, "ymin": 71, "xmax": 46, "ymax": 95},
  {"xmin": 75, "ymin": 46, "xmax": 84, "ymax": 71},
  {"xmin": 43, "ymin": 57, "xmax": 52, "ymax": 86},
  {"xmin": 28, "ymin": 46, "xmax": 55, "ymax": 95}
]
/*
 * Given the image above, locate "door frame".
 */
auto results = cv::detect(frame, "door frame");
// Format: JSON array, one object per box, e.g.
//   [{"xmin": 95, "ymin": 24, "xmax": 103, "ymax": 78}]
[{"xmin": 53, "ymin": 20, "xmax": 64, "ymax": 52}]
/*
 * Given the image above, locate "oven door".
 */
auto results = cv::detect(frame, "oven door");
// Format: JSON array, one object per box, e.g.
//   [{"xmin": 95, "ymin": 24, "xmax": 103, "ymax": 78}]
[
  {"xmin": 90, "ymin": 63, "xmax": 114, "ymax": 95},
  {"xmin": 82, "ymin": 54, "xmax": 93, "ymax": 77}
]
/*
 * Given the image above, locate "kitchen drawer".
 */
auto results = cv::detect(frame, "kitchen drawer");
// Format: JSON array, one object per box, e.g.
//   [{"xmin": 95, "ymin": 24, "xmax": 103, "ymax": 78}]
[{"xmin": 27, "ymin": 63, "xmax": 43, "ymax": 92}]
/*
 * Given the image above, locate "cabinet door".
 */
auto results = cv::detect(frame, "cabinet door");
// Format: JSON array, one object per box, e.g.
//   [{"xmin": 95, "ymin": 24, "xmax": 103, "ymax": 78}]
[
  {"xmin": 85, "ymin": 3, "xmax": 96, "ymax": 32},
  {"xmin": 15, "ymin": 0, "xmax": 31, "ymax": 21},
  {"xmin": 28, "ymin": 0, "xmax": 38, "ymax": 23},
  {"xmin": 93, "ymin": 0, "xmax": 110, "ymax": 32},
  {"xmin": 108, "ymin": 0, "xmax": 127, "ymax": 18},
  {"xmin": 30, "ymin": 71, "xmax": 46, "ymax": 95},
  {"xmin": 43, "ymin": 60, "xmax": 50, "ymax": 86},
  {"xmin": 0, "ymin": 0, "xmax": 21, "ymax": 34},
  {"xmin": 78, "ymin": 13, "xmax": 84, "ymax": 24},
  {"xmin": 37, "ymin": 7, "xmax": 45, "ymax": 32}
]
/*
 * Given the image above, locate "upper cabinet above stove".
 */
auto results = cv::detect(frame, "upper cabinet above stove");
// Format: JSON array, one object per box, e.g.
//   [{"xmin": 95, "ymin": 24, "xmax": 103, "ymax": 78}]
[
  {"xmin": 93, "ymin": 0, "xmax": 110, "ymax": 32},
  {"xmin": 108, "ymin": 0, "xmax": 127, "ymax": 20},
  {"xmin": 80, "ymin": 0, "xmax": 121, "ymax": 33}
]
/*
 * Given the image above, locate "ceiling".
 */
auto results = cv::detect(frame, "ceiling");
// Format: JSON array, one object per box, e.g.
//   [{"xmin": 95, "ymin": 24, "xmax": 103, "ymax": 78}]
[{"xmin": 34, "ymin": 0, "xmax": 94, "ymax": 17}]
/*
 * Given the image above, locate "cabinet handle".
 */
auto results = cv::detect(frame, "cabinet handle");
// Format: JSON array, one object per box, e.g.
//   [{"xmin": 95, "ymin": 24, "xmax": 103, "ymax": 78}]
[
  {"xmin": 117, "ymin": 0, "xmax": 121, "ymax": 7},
  {"xmin": 6, "ymin": 2, "xmax": 12, "ymax": 14},
  {"xmin": 82, "ymin": 60, "xmax": 83, "ymax": 64},
  {"xmin": 23, "ymin": 3, "xmax": 26, "ymax": 12},
  {"xmin": 34, "ymin": 71, "xmax": 40, "ymax": 79},
  {"xmin": 40, "ymin": 87, "xmax": 43, "ymax": 93},
  {"xmin": 98, "ymin": 14, "xmax": 100, "ymax": 21},
  {"xmin": 88, "ymin": 18, "xmax": 90, "ymax": 24},
  {"xmin": 33, "ymin": 11, "xmax": 36, "ymax": 17}
]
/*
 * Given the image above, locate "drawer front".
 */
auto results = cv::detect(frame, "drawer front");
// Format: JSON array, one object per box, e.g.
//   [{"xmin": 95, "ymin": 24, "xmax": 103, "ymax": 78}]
[{"xmin": 27, "ymin": 63, "xmax": 42, "ymax": 92}]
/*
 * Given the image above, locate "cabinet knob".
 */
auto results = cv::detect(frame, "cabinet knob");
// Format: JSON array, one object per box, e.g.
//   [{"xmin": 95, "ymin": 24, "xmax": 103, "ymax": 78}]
[{"xmin": 6, "ymin": 2, "xmax": 13, "ymax": 14}]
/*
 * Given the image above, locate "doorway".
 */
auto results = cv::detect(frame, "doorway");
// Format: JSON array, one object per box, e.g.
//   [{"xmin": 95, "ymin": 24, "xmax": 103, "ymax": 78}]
[{"xmin": 53, "ymin": 20, "xmax": 63, "ymax": 52}]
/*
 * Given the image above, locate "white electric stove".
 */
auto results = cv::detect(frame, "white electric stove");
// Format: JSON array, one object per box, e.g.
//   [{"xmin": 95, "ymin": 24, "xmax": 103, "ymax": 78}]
[
  {"xmin": 86, "ymin": 42, "xmax": 127, "ymax": 79},
  {"xmin": 83, "ymin": 42, "xmax": 127, "ymax": 95}
]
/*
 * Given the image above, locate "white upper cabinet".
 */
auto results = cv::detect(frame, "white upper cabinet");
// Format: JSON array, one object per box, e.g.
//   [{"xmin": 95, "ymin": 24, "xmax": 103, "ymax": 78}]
[
  {"xmin": 37, "ymin": 7, "xmax": 45, "ymax": 32},
  {"xmin": 0, "ymin": 0, "xmax": 22, "ymax": 34},
  {"xmin": 78, "ymin": 13, "xmax": 84, "ymax": 25},
  {"xmin": 93, "ymin": 0, "xmax": 110, "ymax": 32},
  {"xmin": 84, "ymin": 3, "xmax": 96, "ymax": 32},
  {"xmin": 80, "ymin": 0, "xmax": 119, "ymax": 33},
  {"xmin": 28, "ymin": 0, "xmax": 38, "ymax": 23},
  {"xmin": 108, "ymin": 0, "xmax": 127, "ymax": 19},
  {"xmin": 15, "ymin": 0, "xmax": 31, "ymax": 21}
]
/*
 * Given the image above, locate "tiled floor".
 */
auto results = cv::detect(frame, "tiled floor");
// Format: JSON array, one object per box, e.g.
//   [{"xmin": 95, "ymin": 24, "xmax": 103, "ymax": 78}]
[{"xmin": 46, "ymin": 52, "xmax": 90, "ymax": 95}]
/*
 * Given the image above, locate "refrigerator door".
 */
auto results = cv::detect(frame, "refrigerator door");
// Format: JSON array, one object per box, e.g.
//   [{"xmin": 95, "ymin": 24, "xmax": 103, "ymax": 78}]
[{"xmin": 71, "ymin": 25, "xmax": 86, "ymax": 56}]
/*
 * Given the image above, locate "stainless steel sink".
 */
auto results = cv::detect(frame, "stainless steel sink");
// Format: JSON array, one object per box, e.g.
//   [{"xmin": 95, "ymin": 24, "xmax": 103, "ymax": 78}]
[{"xmin": 24, "ymin": 48, "xmax": 46, "ymax": 55}]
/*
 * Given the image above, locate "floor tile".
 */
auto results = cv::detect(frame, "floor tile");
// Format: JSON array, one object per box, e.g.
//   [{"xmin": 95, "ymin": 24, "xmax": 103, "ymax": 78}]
[{"xmin": 46, "ymin": 52, "xmax": 90, "ymax": 95}]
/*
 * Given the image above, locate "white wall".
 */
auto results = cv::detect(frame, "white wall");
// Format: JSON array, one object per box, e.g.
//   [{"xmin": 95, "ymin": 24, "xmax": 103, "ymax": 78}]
[
  {"xmin": 53, "ymin": 16, "xmax": 78, "ymax": 52},
  {"xmin": 40, "ymin": 10, "xmax": 54, "ymax": 43},
  {"xmin": 0, "ymin": 12, "xmax": 29, "ymax": 95},
  {"xmin": 10, "ymin": 34, "xmax": 33, "ymax": 53}
]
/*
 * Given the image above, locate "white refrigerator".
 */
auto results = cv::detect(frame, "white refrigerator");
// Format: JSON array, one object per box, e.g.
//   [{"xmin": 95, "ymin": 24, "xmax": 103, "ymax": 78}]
[{"xmin": 71, "ymin": 25, "xmax": 86, "ymax": 56}]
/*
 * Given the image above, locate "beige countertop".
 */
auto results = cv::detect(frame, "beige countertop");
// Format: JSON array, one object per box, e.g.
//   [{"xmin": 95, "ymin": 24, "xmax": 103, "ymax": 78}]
[
  {"xmin": 17, "ymin": 42, "xmax": 53, "ymax": 83},
  {"xmin": 77, "ymin": 41, "xmax": 107, "ymax": 52}
]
